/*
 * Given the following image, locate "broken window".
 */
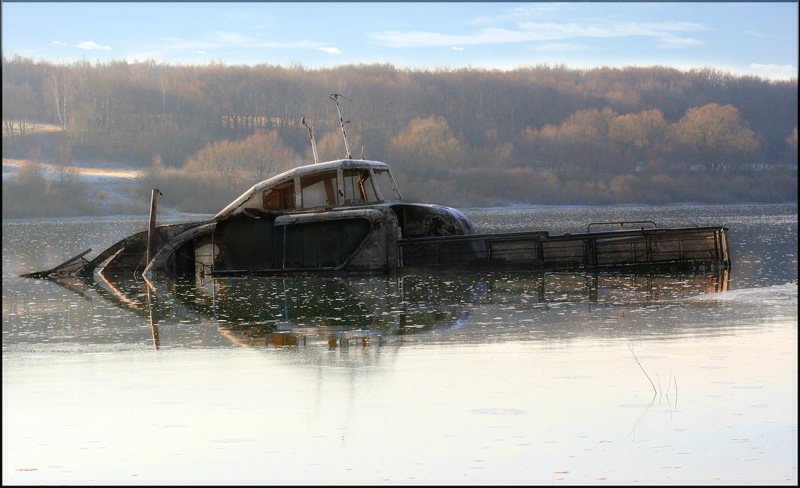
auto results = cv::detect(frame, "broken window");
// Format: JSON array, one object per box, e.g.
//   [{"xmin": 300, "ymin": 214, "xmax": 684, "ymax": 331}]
[
  {"xmin": 341, "ymin": 169, "xmax": 378, "ymax": 204},
  {"xmin": 301, "ymin": 172, "xmax": 337, "ymax": 208},
  {"xmin": 373, "ymin": 169, "xmax": 402, "ymax": 201},
  {"xmin": 263, "ymin": 182, "xmax": 295, "ymax": 210}
]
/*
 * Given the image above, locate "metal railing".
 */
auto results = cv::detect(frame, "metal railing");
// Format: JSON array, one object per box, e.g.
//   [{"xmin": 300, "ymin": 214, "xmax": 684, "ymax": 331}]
[{"xmin": 399, "ymin": 227, "xmax": 729, "ymax": 271}]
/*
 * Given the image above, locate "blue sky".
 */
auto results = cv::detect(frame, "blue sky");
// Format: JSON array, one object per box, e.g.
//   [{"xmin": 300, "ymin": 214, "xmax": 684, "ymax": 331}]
[{"xmin": 2, "ymin": 2, "xmax": 797, "ymax": 80}]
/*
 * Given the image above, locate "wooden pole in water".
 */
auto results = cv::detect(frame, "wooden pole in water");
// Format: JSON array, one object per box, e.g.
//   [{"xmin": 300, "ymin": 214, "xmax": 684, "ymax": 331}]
[
  {"xmin": 145, "ymin": 279, "xmax": 160, "ymax": 350},
  {"xmin": 146, "ymin": 189, "xmax": 161, "ymax": 265}
]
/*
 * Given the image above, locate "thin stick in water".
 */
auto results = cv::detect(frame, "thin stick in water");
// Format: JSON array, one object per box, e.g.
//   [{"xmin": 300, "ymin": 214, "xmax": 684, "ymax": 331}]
[
  {"xmin": 666, "ymin": 368, "xmax": 673, "ymax": 401},
  {"xmin": 629, "ymin": 344, "xmax": 657, "ymax": 398},
  {"xmin": 674, "ymin": 376, "xmax": 678, "ymax": 409}
]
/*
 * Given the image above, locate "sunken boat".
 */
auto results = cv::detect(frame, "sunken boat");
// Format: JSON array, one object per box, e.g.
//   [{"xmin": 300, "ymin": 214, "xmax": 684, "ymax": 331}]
[{"xmin": 23, "ymin": 96, "xmax": 730, "ymax": 283}]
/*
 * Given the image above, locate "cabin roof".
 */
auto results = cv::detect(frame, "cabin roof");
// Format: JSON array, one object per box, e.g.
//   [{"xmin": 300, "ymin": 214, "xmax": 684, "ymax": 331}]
[
  {"xmin": 213, "ymin": 159, "xmax": 390, "ymax": 220},
  {"xmin": 272, "ymin": 159, "xmax": 389, "ymax": 181}
]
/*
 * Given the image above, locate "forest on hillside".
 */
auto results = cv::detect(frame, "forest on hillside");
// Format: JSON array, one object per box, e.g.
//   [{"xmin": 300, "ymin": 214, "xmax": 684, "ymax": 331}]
[{"xmin": 2, "ymin": 54, "xmax": 797, "ymax": 217}]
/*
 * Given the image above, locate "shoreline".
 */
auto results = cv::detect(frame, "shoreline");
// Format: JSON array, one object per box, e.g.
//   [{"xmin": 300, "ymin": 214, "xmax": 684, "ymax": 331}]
[
  {"xmin": 2, "ymin": 158, "xmax": 144, "ymax": 180},
  {"xmin": 3, "ymin": 158, "xmax": 798, "ymax": 218}
]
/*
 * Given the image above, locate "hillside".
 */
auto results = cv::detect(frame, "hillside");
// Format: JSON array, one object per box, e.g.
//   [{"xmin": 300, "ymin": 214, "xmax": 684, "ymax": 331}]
[{"xmin": 2, "ymin": 56, "xmax": 797, "ymax": 217}]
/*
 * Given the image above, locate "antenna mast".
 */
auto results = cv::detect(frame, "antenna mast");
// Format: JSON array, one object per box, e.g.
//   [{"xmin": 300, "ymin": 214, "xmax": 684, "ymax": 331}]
[
  {"xmin": 301, "ymin": 117, "xmax": 319, "ymax": 164},
  {"xmin": 329, "ymin": 93, "xmax": 351, "ymax": 159}
]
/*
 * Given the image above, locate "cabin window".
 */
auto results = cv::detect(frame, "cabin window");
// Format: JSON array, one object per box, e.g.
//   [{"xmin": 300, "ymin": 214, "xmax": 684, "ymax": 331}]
[
  {"xmin": 301, "ymin": 172, "xmax": 337, "ymax": 208},
  {"xmin": 341, "ymin": 169, "xmax": 377, "ymax": 204},
  {"xmin": 373, "ymin": 169, "xmax": 401, "ymax": 201},
  {"xmin": 263, "ymin": 182, "xmax": 295, "ymax": 210}
]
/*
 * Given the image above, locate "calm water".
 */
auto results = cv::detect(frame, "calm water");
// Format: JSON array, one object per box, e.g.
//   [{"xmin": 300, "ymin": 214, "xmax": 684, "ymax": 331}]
[{"xmin": 3, "ymin": 204, "xmax": 797, "ymax": 484}]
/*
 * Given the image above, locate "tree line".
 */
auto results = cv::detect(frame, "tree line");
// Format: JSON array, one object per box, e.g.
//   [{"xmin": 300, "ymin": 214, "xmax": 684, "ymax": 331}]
[{"xmin": 2, "ymin": 54, "xmax": 797, "ymax": 216}]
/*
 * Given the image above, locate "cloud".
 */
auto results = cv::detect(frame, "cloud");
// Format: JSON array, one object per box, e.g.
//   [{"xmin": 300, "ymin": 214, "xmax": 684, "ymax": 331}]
[
  {"xmin": 370, "ymin": 30, "xmax": 470, "ymax": 48},
  {"xmin": 161, "ymin": 37, "xmax": 218, "ymax": 50},
  {"xmin": 222, "ymin": 8, "xmax": 274, "ymax": 28},
  {"xmin": 76, "ymin": 41, "xmax": 111, "ymax": 50},
  {"xmin": 470, "ymin": 4, "xmax": 565, "ymax": 25},
  {"xmin": 536, "ymin": 42, "xmax": 585, "ymax": 53},
  {"xmin": 214, "ymin": 32, "xmax": 253, "ymax": 44},
  {"xmin": 748, "ymin": 63, "xmax": 798, "ymax": 80},
  {"xmin": 158, "ymin": 34, "xmax": 340, "ymax": 55},
  {"xmin": 50, "ymin": 41, "xmax": 68, "ymax": 47},
  {"xmin": 249, "ymin": 40, "xmax": 334, "ymax": 51},
  {"xmin": 159, "ymin": 33, "xmax": 256, "ymax": 51},
  {"xmin": 223, "ymin": 10, "xmax": 251, "ymax": 21},
  {"xmin": 370, "ymin": 21, "xmax": 710, "ymax": 49},
  {"xmin": 655, "ymin": 34, "xmax": 704, "ymax": 49},
  {"xmin": 452, "ymin": 47, "xmax": 465, "ymax": 51},
  {"xmin": 745, "ymin": 30, "xmax": 783, "ymax": 40}
]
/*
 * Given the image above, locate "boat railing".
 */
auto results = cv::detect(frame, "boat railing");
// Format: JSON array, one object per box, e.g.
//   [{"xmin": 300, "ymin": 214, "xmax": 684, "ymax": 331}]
[
  {"xmin": 587, "ymin": 221, "xmax": 657, "ymax": 232},
  {"xmin": 398, "ymin": 226, "xmax": 729, "ymax": 272}
]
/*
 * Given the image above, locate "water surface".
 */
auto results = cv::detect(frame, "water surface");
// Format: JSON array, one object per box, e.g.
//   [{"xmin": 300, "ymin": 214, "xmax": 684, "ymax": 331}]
[{"xmin": 3, "ymin": 204, "xmax": 797, "ymax": 484}]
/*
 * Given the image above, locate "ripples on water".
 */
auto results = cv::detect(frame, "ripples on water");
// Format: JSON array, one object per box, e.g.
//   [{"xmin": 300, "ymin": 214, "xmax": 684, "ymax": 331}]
[{"xmin": 2, "ymin": 204, "xmax": 796, "ymax": 484}]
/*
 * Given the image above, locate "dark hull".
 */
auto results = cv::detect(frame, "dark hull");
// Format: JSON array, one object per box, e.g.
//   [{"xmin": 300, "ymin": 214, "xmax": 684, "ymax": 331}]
[
  {"xmin": 24, "ymin": 220, "xmax": 730, "ymax": 280},
  {"xmin": 398, "ymin": 226, "xmax": 730, "ymax": 274}
]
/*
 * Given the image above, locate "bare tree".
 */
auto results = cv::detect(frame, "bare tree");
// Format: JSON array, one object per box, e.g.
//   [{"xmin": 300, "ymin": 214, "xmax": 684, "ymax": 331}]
[{"xmin": 50, "ymin": 68, "xmax": 68, "ymax": 132}]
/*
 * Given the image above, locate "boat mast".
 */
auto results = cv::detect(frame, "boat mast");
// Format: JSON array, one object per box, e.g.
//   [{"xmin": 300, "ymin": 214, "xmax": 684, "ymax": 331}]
[
  {"xmin": 301, "ymin": 117, "xmax": 320, "ymax": 164},
  {"xmin": 329, "ymin": 93, "xmax": 351, "ymax": 159}
]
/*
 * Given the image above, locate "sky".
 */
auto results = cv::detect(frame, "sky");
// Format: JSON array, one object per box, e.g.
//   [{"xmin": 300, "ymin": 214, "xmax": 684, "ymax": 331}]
[{"xmin": 1, "ymin": 2, "xmax": 797, "ymax": 80}]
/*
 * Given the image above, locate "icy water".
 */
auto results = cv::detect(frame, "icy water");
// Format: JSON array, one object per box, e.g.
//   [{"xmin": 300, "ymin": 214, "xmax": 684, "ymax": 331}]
[{"xmin": 3, "ymin": 204, "xmax": 797, "ymax": 484}]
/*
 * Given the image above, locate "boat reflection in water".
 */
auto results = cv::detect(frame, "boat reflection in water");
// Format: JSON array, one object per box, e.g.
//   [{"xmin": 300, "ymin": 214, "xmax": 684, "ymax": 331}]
[{"xmin": 79, "ymin": 269, "xmax": 730, "ymax": 351}]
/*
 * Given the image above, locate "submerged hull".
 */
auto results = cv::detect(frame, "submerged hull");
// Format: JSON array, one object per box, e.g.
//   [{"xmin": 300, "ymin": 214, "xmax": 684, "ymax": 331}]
[
  {"xmin": 25, "ymin": 210, "xmax": 730, "ymax": 282},
  {"xmin": 399, "ymin": 226, "xmax": 730, "ymax": 274},
  {"xmin": 21, "ymin": 160, "xmax": 730, "ymax": 282}
]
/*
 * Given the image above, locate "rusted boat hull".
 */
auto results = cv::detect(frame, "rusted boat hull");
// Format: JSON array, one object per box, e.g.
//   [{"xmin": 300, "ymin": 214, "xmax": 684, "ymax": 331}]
[
  {"xmin": 398, "ymin": 226, "xmax": 730, "ymax": 274},
  {"xmin": 150, "ymin": 202, "xmax": 473, "ymax": 277},
  {"xmin": 23, "ymin": 213, "xmax": 730, "ymax": 281},
  {"xmin": 20, "ymin": 159, "xmax": 730, "ymax": 282}
]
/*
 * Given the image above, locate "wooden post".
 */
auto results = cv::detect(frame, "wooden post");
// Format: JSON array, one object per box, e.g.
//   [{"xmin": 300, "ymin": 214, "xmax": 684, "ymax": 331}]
[
  {"xmin": 146, "ymin": 189, "xmax": 161, "ymax": 265},
  {"xmin": 145, "ymin": 280, "xmax": 160, "ymax": 350}
]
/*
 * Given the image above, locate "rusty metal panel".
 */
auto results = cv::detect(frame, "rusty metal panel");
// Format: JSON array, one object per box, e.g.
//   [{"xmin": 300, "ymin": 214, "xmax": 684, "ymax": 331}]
[
  {"xmin": 279, "ymin": 219, "xmax": 372, "ymax": 270},
  {"xmin": 218, "ymin": 216, "xmax": 277, "ymax": 271},
  {"xmin": 595, "ymin": 234, "xmax": 649, "ymax": 265},
  {"xmin": 486, "ymin": 238, "xmax": 541, "ymax": 263},
  {"xmin": 398, "ymin": 227, "xmax": 729, "ymax": 272},
  {"xmin": 541, "ymin": 238, "xmax": 586, "ymax": 267}
]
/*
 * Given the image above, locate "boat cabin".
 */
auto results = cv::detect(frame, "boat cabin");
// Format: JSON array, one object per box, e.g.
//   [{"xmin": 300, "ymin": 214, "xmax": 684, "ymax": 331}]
[{"xmin": 214, "ymin": 160, "xmax": 404, "ymax": 219}]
